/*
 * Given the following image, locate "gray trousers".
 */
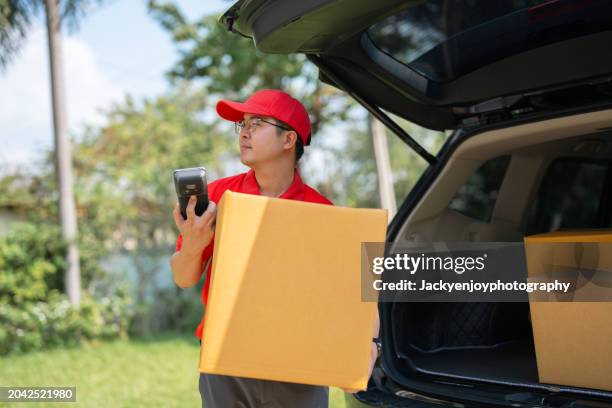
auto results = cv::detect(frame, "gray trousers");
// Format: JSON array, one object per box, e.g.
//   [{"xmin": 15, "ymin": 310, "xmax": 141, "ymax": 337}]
[{"xmin": 199, "ymin": 372, "xmax": 329, "ymax": 408}]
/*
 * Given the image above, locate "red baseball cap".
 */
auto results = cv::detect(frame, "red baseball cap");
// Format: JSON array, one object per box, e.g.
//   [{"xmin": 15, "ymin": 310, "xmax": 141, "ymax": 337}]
[{"xmin": 216, "ymin": 89, "xmax": 311, "ymax": 145}]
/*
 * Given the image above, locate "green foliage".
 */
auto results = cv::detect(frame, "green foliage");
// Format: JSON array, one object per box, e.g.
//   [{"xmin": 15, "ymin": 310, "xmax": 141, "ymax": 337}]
[
  {"xmin": 148, "ymin": 4, "xmax": 302, "ymax": 92},
  {"xmin": 0, "ymin": 222, "xmax": 65, "ymax": 304},
  {"xmin": 0, "ymin": 221, "xmax": 107, "ymax": 303},
  {"xmin": 0, "ymin": 0, "xmax": 42, "ymax": 70},
  {"xmin": 0, "ymin": 289, "xmax": 132, "ymax": 355},
  {"xmin": 0, "ymin": 166, "xmax": 58, "ymax": 225},
  {"xmin": 0, "ymin": 221, "xmax": 133, "ymax": 355}
]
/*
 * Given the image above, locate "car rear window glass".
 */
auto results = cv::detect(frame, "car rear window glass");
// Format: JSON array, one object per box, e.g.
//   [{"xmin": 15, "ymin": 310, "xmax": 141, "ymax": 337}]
[
  {"xmin": 448, "ymin": 155, "xmax": 511, "ymax": 223},
  {"xmin": 368, "ymin": 0, "xmax": 612, "ymax": 82},
  {"xmin": 526, "ymin": 158, "xmax": 612, "ymax": 234}
]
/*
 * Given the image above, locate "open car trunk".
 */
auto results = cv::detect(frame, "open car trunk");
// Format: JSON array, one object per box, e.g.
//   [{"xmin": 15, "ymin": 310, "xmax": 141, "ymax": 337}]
[{"xmin": 380, "ymin": 107, "xmax": 612, "ymax": 405}]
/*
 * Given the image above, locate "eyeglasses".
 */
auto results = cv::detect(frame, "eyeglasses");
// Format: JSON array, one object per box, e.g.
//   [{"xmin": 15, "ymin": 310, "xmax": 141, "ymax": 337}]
[{"xmin": 234, "ymin": 117, "xmax": 292, "ymax": 135}]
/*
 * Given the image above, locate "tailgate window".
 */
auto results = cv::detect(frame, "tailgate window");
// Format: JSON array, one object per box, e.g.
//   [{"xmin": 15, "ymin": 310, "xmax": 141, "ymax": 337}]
[{"xmin": 368, "ymin": 0, "xmax": 612, "ymax": 82}]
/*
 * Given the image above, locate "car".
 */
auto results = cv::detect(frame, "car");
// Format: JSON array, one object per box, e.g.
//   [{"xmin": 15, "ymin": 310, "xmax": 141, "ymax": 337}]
[{"xmin": 221, "ymin": 0, "xmax": 612, "ymax": 407}]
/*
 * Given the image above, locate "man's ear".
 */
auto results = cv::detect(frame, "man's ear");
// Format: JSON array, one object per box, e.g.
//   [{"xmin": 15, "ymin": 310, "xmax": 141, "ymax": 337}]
[{"xmin": 283, "ymin": 131, "xmax": 298, "ymax": 151}]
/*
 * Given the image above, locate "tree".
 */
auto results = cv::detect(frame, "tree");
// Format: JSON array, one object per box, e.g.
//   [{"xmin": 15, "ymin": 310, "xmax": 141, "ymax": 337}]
[
  {"xmin": 1, "ymin": 0, "xmax": 102, "ymax": 305},
  {"xmin": 44, "ymin": 0, "xmax": 80, "ymax": 305}
]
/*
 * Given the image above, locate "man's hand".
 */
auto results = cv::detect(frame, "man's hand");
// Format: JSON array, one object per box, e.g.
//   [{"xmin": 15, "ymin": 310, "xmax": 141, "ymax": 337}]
[
  {"xmin": 173, "ymin": 196, "xmax": 217, "ymax": 257},
  {"xmin": 170, "ymin": 196, "xmax": 217, "ymax": 288}
]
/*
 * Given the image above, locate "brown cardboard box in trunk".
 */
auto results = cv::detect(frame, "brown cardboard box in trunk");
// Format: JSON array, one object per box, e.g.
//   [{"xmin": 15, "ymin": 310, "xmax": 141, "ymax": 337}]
[
  {"xmin": 199, "ymin": 191, "xmax": 387, "ymax": 390},
  {"xmin": 524, "ymin": 230, "xmax": 612, "ymax": 392}
]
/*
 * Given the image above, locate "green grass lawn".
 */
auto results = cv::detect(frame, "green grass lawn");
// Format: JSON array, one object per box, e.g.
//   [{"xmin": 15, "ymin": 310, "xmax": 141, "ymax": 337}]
[{"xmin": 0, "ymin": 334, "xmax": 365, "ymax": 407}]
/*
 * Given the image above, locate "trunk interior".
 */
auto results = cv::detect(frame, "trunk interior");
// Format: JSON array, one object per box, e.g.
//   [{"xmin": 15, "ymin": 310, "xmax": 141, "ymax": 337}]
[
  {"xmin": 387, "ymin": 107, "xmax": 612, "ymax": 395},
  {"xmin": 392, "ymin": 302, "xmax": 538, "ymax": 385}
]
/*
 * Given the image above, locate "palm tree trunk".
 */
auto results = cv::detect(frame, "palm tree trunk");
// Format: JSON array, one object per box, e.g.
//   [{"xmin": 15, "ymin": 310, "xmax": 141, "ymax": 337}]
[
  {"xmin": 45, "ymin": 0, "xmax": 81, "ymax": 305},
  {"xmin": 369, "ymin": 113, "xmax": 397, "ymax": 219}
]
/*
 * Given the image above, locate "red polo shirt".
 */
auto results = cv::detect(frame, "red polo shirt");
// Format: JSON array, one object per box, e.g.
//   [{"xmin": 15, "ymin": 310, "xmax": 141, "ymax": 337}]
[{"xmin": 175, "ymin": 168, "xmax": 333, "ymax": 339}]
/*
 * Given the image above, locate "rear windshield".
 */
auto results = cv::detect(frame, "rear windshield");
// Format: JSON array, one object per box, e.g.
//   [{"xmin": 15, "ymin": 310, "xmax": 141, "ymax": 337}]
[{"xmin": 368, "ymin": 0, "xmax": 612, "ymax": 82}]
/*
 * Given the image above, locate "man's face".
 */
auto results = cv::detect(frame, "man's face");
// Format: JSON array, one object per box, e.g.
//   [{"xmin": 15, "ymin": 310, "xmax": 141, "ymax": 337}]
[{"xmin": 238, "ymin": 113, "xmax": 292, "ymax": 166}]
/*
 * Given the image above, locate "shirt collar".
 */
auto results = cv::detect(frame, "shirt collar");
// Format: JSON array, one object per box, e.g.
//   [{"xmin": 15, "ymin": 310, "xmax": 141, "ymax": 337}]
[{"xmin": 242, "ymin": 168, "xmax": 305, "ymax": 200}]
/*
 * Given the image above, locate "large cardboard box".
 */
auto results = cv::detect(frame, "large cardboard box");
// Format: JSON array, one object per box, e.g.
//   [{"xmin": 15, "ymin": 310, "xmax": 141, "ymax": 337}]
[
  {"xmin": 524, "ymin": 230, "xmax": 612, "ymax": 392},
  {"xmin": 199, "ymin": 191, "xmax": 387, "ymax": 390}
]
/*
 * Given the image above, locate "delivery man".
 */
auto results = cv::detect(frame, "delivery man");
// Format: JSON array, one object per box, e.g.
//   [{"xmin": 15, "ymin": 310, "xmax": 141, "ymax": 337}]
[{"xmin": 170, "ymin": 89, "xmax": 379, "ymax": 408}]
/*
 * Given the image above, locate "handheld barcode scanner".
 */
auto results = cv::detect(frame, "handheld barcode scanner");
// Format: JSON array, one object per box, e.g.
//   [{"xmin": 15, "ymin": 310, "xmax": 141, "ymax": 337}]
[{"xmin": 173, "ymin": 167, "xmax": 209, "ymax": 220}]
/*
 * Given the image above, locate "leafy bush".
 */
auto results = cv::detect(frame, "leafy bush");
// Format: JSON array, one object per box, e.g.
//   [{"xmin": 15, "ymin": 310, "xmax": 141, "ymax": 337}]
[
  {"xmin": 0, "ymin": 222, "xmax": 134, "ymax": 355},
  {"xmin": 0, "ymin": 289, "xmax": 132, "ymax": 355},
  {"xmin": 0, "ymin": 222, "xmax": 106, "ymax": 304},
  {"xmin": 0, "ymin": 223, "xmax": 67, "ymax": 304}
]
